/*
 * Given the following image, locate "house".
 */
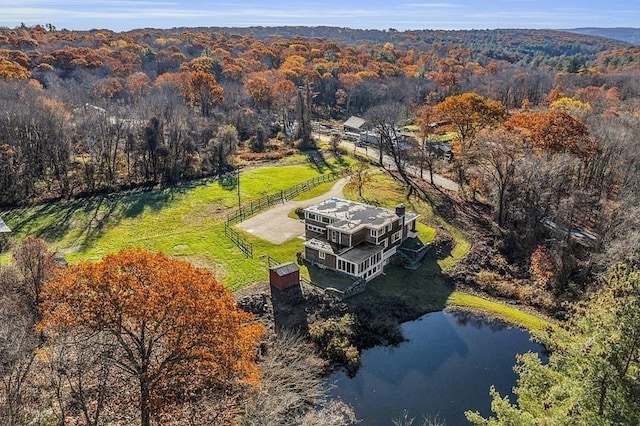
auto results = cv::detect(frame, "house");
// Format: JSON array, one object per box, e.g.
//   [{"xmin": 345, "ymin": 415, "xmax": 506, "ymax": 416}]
[
  {"xmin": 343, "ymin": 116, "xmax": 367, "ymax": 136},
  {"xmin": 303, "ymin": 198, "xmax": 419, "ymax": 282}
]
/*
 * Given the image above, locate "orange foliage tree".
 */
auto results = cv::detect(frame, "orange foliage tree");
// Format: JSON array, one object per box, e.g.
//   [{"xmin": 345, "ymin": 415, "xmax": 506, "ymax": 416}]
[
  {"xmin": 506, "ymin": 110, "xmax": 596, "ymax": 158},
  {"xmin": 530, "ymin": 244, "xmax": 556, "ymax": 289},
  {"xmin": 39, "ymin": 248, "xmax": 264, "ymax": 426},
  {"xmin": 184, "ymin": 70, "xmax": 224, "ymax": 117},
  {"xmin": 434, "ymin": 93, "xmax": 507, "ymax": 192},
  {"xmin": 0, "ymin": 57, "xmax": 31, "ymax": 80}
]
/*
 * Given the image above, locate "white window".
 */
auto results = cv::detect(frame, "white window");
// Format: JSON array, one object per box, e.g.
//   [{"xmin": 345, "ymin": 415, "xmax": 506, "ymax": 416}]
[
  {"xmin": 370, "ymin": 228, "xmax": 384, "ymax": 238},
  {"xmin": 307, "ymin": 224, "xmax": 325, "ymax": 234},
  {"xmin": 392, "ymin": 230, "xmax": 402, "ymax": 243},
  {"xmin": 306, "ymin": 212, "xmax": 317, "ymax": 221},
  {"xmin": 319, "ymin": 251, "xmax": 325, "ymax": 260}
]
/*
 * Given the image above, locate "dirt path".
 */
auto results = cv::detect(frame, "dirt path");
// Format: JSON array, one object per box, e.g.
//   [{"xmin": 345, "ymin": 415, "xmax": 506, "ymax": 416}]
[{"xmin": 236, "ymin": 177, "xmax": 350, "ymax": 244}]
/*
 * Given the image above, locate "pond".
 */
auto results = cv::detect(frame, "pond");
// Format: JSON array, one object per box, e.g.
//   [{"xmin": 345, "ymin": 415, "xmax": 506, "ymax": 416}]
[{"xmin": 327, "ymin": 310, "xmax": 547, "ymax": 425}]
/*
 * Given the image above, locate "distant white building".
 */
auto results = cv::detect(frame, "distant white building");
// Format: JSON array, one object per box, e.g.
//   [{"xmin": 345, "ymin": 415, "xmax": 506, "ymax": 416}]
[{"xmin": 0, "ymin": 217, "xmax": 10, "ymax": 234}]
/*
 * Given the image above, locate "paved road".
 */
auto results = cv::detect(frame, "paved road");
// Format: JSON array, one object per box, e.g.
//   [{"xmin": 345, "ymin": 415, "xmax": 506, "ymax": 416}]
[
  {"xmin": 339, "ymin": 141, "xmax": 460, "ymax": 192},
  {"xmin": 236, "ymin": 177, "xmax": 350, "ymax": 244}
]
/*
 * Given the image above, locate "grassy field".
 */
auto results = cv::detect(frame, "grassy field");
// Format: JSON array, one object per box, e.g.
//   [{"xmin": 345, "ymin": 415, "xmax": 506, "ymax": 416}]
[{"xmin": 1, "ymin": 162, "xmax": 347, "ymax": 290}]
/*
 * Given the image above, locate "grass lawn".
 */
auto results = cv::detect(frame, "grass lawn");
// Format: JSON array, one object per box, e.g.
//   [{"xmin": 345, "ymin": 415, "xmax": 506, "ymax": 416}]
[
  {"xmin": 292, "ymin": 180, "xmax": 337, "ymax": 202},
  {"xmin": 0, "ymin": 161, "xmax": 348, "ymax": 290},
  {"xmin": 447, "ymin": 292, "xmax": 556, "ymax": 336}
]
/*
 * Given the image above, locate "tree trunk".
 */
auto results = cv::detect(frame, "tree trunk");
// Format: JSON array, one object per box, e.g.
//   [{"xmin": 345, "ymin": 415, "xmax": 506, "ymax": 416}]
[{"xmin": 140, "ymin": 379, "xmax": 151, "ymax": 426}]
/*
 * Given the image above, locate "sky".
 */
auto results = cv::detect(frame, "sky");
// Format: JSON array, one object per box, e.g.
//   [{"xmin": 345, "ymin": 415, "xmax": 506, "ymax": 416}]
[{"xmin": 1, "ymin": 0, "xmax": 639, "ymax": 32}]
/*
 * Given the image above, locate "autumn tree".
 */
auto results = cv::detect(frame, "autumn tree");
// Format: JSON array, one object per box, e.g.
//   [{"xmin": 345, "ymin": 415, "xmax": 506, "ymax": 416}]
[
  {"xmin": 39, "ymin": 249, "xmax": 264, "ymax": 426},
  {"xmin": 185, "ymin": 70, "xmax": 224, "ymax": 117},
  {"xmin": 338, "ymin": 72, "xmax": 362, "ymax": 114},
  {"xmin": 0, "ymin": 58, "xmax": 30, "ymax": 80},
  {"xmin": 505, "ymin": 110, "xmax": 595, "ymax": 158},
  {"xmin": 434, "ymin": 93, "xmax": 506, "ymax": 193},
  {"xmin": 529, "ymin": 245, "xmax": 556, "ymax": 289}
]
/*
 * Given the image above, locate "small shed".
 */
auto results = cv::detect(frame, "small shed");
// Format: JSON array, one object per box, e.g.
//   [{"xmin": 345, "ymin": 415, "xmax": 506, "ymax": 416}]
[
  {"xmin": 269, "ymin": 262, "xmax": 300, "ymax": 290},
  {"xmin": 343, "ymin": 116, "xmax": 367, "ymax": 133}
]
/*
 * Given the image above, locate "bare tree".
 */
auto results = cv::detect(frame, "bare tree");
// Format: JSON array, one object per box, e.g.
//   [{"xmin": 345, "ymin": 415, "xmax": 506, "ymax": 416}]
[
  {"xmin": 0, "ymin": 265, "xmax": 37, "ymax": 426},
  {"xmin": 471, "ymin": 128, "xmax": 527, "ymax": 226},
  {"xmin": 44, "ymin": 331, "xmax": 116, "ymax": 426},
  {"xmin": 241, "ymin": 330, "xmax": 355, "ymax": 426},
  {"xmin": 213, "ymin": 124, "xmax": 239, "ymax": 174},
  {"xmin": 366, "ymin": 103, "xmax": 418, "ymax": 196},
  {"xmin": 353, "ymin": 159, "xmax": 372, "ymax": 199},
  {"xmin": 12, "ymin": 237, "xmax": 57, "ymax": 328}
]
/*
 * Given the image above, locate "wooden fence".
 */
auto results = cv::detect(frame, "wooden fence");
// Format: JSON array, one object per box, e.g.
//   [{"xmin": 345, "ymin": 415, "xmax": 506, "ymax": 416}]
[
  {"xmin": 224, "ymin": 221, "xmax": 253, "ymax": 258},
  {"xmin": 224, "ymin": 169, "xmax": 349, "ymax": 258}
]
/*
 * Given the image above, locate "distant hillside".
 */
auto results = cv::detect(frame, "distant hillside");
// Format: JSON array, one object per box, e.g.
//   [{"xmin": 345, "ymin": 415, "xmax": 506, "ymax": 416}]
[
  {"xmin": 568, "ymin": 27, "xmax": 640, "ymax": 44},
  {"xmin": 168, "ymin": 26, "xmax": 629, "ymax": 68}
]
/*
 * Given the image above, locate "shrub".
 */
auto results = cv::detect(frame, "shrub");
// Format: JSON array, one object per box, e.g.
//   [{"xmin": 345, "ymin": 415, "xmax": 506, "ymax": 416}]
[{"xmin": 309, "ymin": 314, "xmax": 360, "ymax": 372}]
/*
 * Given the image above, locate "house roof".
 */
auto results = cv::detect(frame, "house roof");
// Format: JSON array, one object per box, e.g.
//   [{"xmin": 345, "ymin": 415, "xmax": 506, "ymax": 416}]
[
  {"xmin": 0, "ymin": 218, "xmax": 10, "ymax": 233},
  {"xmin": 343, "ymin": 116, "xmax": 366, "ymax": 130},
  {"xmin": 304, "ymin": 237, "xmax": 335, "ymax": 253},
  {"xmin": 340, "ymin": 243, "xmax": 384, "ymax": 264},
  {"xmin": 304, "ymin": 197, "xmax": 418, "ymax": 233},
  {"xmin": 270, "ymin": 262, "xmax": 299, "ymax": 276},
  {"xmin": 304, "ymin": 237, "xmax": 383, "ymax": 264}
]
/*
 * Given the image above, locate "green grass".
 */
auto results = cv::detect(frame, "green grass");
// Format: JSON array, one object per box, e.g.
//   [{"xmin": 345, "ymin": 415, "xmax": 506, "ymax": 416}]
[
  {"xmin": 431, "ymin": 132, "xmax": 458, "ymax": 143},
  {"xmin": 0, "ymin": 162, "xmax": 348, "ymax": 290},
  {"xmin": 446, "ymin": 291, "xmax": 555, "ymax": 335},
  {"xmin": 436, "ymin": 220, "xmax": 471, "ymax": 270},
  {"xmin": 292, "ymin": 181, "xmax": 336, "ymax": 202}
]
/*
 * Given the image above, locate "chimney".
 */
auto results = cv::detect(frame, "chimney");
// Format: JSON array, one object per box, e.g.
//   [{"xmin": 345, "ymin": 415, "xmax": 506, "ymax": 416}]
[{"xmin": 395, "ymin": 204, "xmax": 405, "ymax": 217}]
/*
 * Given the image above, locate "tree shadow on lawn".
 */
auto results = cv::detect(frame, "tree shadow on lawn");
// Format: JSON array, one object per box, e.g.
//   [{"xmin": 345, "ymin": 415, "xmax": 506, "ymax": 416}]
[
  {"xmin": 4, "ymin": 198, "xmax": 94, "ymax": 243},
  {"xmin": 1, "ymin": 179, "xmax": 208, "ymax": 254},
  {"xmin": 218, "ymin": 173, "xmax": 238, "ymax": 192},
  {"xmin": 304, "ymin": 149, "xmax": 335, "ymax": 174}
]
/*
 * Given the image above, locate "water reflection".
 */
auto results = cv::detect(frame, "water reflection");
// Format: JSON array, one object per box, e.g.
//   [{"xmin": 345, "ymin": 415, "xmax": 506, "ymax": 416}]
[
  {"xmin": 327, "ymin": 310, "xmax": 546, "ymax": 425},
  {"xmin": 452, "ymin": 310, "xmax": 507, "ymax": 331}
]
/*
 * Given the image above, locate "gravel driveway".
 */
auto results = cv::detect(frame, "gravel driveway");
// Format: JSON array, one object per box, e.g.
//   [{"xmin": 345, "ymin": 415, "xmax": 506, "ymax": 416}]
[{"xmin": 236, "ymin": 177, "xmax": 349, "ymax": 244}]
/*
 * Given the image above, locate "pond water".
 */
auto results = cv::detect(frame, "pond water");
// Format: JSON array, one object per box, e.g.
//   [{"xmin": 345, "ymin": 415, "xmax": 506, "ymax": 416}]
[{"xmin": 327, "ymin": 310, "xmax": 547, "ymax": 425}]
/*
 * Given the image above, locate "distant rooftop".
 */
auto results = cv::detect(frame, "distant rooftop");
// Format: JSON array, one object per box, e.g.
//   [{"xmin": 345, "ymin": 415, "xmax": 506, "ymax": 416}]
[
  {"xmin": 343, "ymin": 116, "xmax": 367, "ymax": 130},
  {"xmin": 305, "ymin": 197, "xmax": 418, "ymax": 232},
  {"xmin": 0, "ymin": 218, "xmax": 10, "ymax": 233}
]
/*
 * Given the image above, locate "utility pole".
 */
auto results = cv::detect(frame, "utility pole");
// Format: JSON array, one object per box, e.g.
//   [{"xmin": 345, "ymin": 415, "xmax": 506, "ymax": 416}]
[{"xmin": 237, "ymin": 167, "xmax": 241, "ymax": 210}]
